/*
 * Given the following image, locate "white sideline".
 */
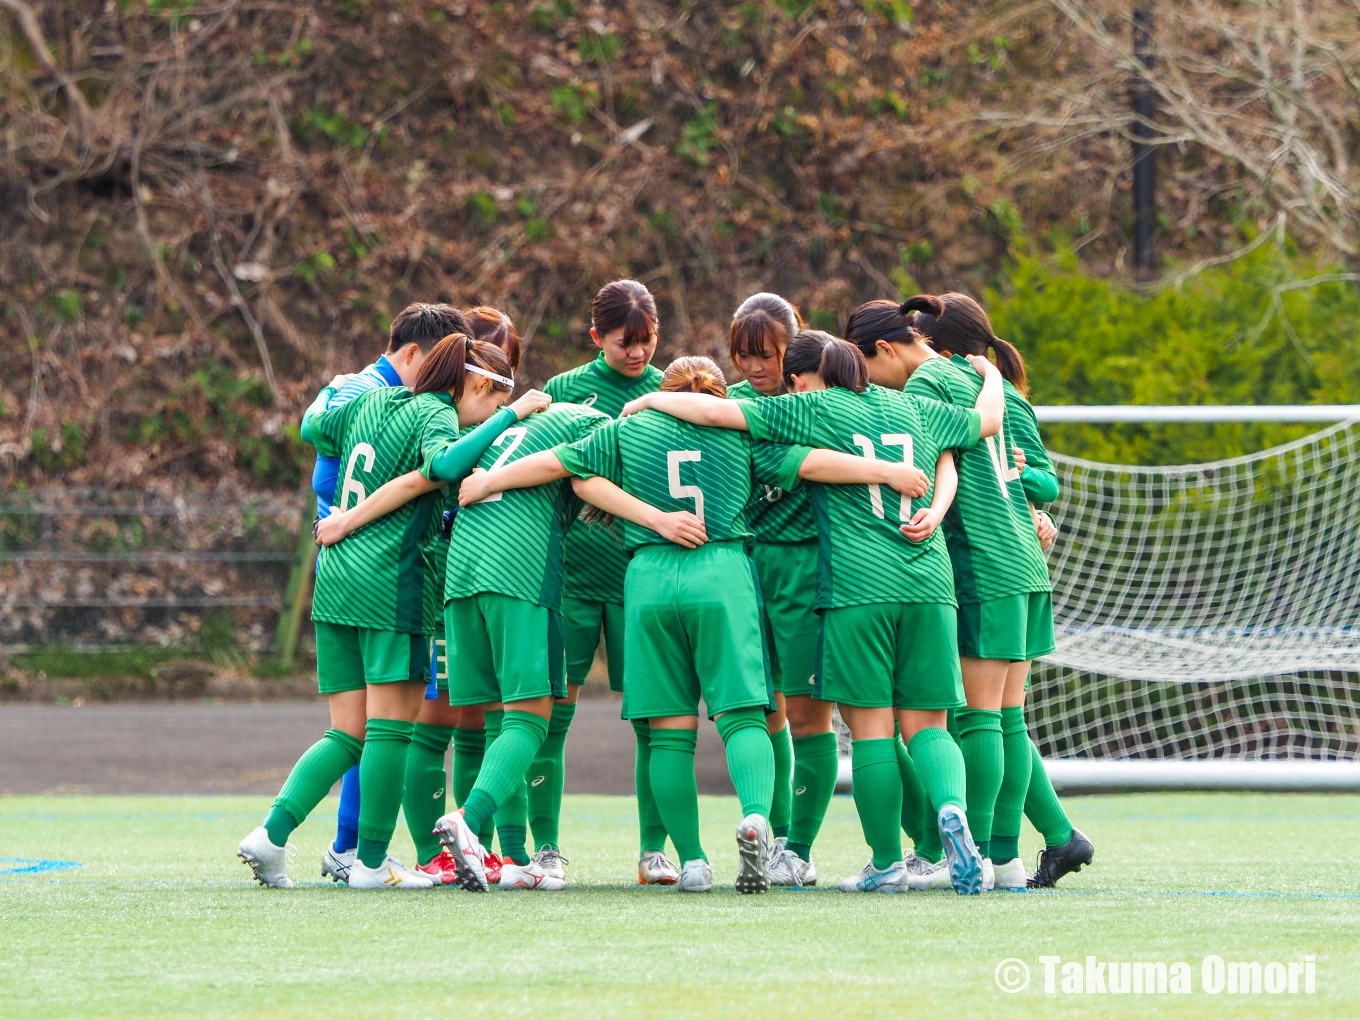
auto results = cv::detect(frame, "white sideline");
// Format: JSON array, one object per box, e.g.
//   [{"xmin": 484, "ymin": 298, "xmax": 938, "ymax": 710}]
[{"xmin": 833, "ymin": 757, "xmax": 1360, "ymax": 794}]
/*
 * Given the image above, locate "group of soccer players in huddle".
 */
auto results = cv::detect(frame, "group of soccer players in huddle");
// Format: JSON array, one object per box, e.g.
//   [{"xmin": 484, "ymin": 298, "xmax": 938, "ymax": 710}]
[{"xmin": 237, "ymin": 279, "xmax": 1095, "ymax": 895}]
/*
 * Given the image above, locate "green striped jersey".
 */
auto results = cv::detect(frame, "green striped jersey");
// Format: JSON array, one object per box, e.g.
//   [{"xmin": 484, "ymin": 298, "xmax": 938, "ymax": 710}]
[
  {"xmin": 903, "ymin": 355, "xmax": 1051, "ymax": 601},
  {"xmin": 555, "ymin": 411, "xmax": 796, "ymax": 550},
  {"xmin": 729, "ymin": 380, "xmax": 818, "ymax": 544},
  {"xmin": 1005, "ymin": 383, "xmax": 1060, "ymax": 504},
  {"xmin": 444, "ymin": 404, "xmax": 611, "ymax": 611},
  {"xmin": 544, "ymin": 354, "xmax": 664, "ymax": 603},
  {"xmin": 739, "ymin": 385, "xmax": 981, "ymax": 609},
  {"xmin": 307, "ymin": 387, "xmax": 460, "ymax": 634}
]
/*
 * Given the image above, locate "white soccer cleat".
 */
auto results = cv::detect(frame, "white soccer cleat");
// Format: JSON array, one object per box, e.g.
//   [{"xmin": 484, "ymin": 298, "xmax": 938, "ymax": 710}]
[
  {"xmin": 676, "ymin": 858, "xmax": 713, "ymax": 893},
  {"xmin": 321, "ymin": 842, "xmax": 355, "ymax": 885},
  {"xmin": 937, "ymin": 805, "xmax": 984, "ymax": 895},
  {"xmin": 767, "ymin": 845, "xmax": 817, "ymax": 888},
  {"xmin": 981, "ymin": 857, "xmax": 996, "ymax": 891},
  {"xmin": 532, "ymin": 847, "xmax": 568, "ymax": 883},
  {"xmin": 638, "ymin": 850, "xmax": 681, "ymax": 886},
  {"xmin": 992, "ymin": 857, "xmax": 1027, "ymax": 890},
  {"xmin": 433, "ymin": 810, "xmax": 489, "ymax": 892},
  {"xmin": 499, "ymin": 859, "xmax": 567, "ymax": 891},
  {"xmin": 838, "ymin": 859, "xmax": 908, "ymax": 893},
  {"xmin": 237, "ymin": 826, "xmax": 294, "ymax": 888},
  {"xmin": 734, "ymin": 814, "xmax": 772, "ymax": 894},
  {"xmin": 905, "ymin": 858, "xmax": 953, "ymax": 891},
  {"xmin": 348, "ymin": 855, "xmax": 435, "ymax": 890}
]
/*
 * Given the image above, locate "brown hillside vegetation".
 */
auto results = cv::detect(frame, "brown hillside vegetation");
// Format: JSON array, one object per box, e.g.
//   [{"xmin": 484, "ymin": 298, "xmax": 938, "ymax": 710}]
[{"xmin": 2, "ymin": 0, "xmax": 1355, "ymax": 496}]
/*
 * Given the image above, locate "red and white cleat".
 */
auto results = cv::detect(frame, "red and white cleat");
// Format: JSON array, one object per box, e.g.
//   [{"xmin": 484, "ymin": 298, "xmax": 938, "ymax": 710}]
[
  {"xmin": 416, "ymin": 850, "xmax": 462, "ymax": 886},
  {"xmin": 499, "ymin": 859, "xmax": 566, "ymax": 891},
  {"xmin": 433, "ymin": 810, "xmax": 490, "ymax": 891},
  {"xmin": 483, "ymin": 852, "xmax": 504, "ymax": 887}
]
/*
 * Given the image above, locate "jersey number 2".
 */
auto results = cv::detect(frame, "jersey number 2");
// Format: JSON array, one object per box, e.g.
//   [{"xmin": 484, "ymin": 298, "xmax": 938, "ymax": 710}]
[
  {"xmin": 851, "ymin": 432, "xmax": 914, "ymax": 522},
  {"xmin": 476, "ymin": 427, "xmax": 529, "ymax": 504},
  {"xmin": 667, "ymin": 450, "xmax": 705, "ymax": 523}
]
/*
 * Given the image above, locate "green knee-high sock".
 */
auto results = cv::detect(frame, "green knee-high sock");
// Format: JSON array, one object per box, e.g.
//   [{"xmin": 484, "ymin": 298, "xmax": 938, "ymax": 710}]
[
  {"xmin": 786, "ymin": 731, "xmax": 837, "ymax": 861},
  {"xmin": 356, "ymin": 718, "xmax": 416, "ymax": 869},
  {"xmin": 265, "ymin": 728, "xmax": 363, "ymax": 846},
  {"xmin": 907, "ymin": 726, "xmax": 968, "ymax": 815},
  {"xmin": 851, "ymin": 738, "xmax": 904, "ymax": 870},
  {"xmin": 956, "ymin": 708, "xmax": 1003, "ymax": 858},
  {"xmin": 991, "ymin": 706, "xmax": 1033, "ymax": 862},
  {"xmin": 716, "ymin": 707, "xmax": 775, "ymax": 819},
  {"xmin": 768, "ymin": 723, "xmax": 794, "ymax": 839},
  {"xmin": 632, "ymin": 719, "xmax": 669, "ymax": 854},
  {"xmin": 528, "ymin": 701, "xmax": 576, "ymax": 852},
  {"xmin": 476, "ymin": 710, "xmax": 503, "ymax": 846},
  {"xmin": 894, "ymin": 737, "xmax": 928, "ymax": 847},
  {"xmin": 647, "ymin": 728, "xmax": 704, "ymax": 862},
  {"xmin": 1024, "ymin": 738, "xmax": 1073, "ymax": 847},
  {"xmin": 461, "ymin": 711, "xmax": 548, "ymax": 840},
  {"xmin": 402, "ymin": 723, "xmax": 455, "ymax": 865},
  {"xmin": 451, "ymin": 726, "xmax": 485, "ymax": 808}
]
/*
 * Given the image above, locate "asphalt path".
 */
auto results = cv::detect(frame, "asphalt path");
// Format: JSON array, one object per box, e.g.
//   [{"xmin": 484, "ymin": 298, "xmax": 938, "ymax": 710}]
[{"xmin": 0, "ymin": 701, "xmax": 736, "ymax": 796}]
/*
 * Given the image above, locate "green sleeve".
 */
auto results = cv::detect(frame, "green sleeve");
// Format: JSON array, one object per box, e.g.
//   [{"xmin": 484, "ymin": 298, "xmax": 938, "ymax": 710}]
[
  {"xmin": 903, "ymin": 366, "xmax": 955, "ymax": 404},
  {"xmin": 300, "ymin": 387, "xmax": 341, "ymax": 455},
  {"xmin": 555, "ymin": 418, "xmax": 623, "ymax": 484},
  {"xmin": 424, "ymin": 406, "xmax": 517, "ymax": 482},
  {"xmin": 917, "ymin": 396, "xmax": 982, "ymax": 451},
  {"xmin": 1005, "ymin": 386, "xmax": 1060, "ymax": 503},
  {"xmin": 750, "ymin": 439, "xmax": 808, "ymax": 490},
  {"xmin": 738, "ymin": 393, "xmax": 817, "ymax": 446}
]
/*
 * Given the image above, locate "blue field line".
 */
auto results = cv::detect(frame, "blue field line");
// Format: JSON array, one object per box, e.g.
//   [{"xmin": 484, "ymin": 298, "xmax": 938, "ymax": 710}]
[{"xmin": 0, "ymin": 858, "xmax": 83, "ymax": 877}]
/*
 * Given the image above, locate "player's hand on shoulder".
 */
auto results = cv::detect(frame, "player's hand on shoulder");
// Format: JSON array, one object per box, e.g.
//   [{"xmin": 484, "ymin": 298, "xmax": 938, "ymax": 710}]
[
  {"xmin": 458, "ymin": 468, "xmax": 493, "ymax": 507},
  {"xmin": 327, "ymin": 373, "xmax": 354, "ymax": 390},
  {"xmin": 886, "ymin": 462, "xmax": 929, "ymax": 500},
  {"xmin": 1013, "ymin": 445, "xmax": 1027, "ymax": 472},
  {"xmin": 510, "ymin": 389, "xmax": 551, "ymax": 420},
  {"xmin": 620, "ymin": 393, "xmax": 654, "ymax": 417},
  {"xmin": 655, "ymin": 511, "xmax": 707, "ymax": 549},
  {"xmin": 964, "ymin": 354, "xmax": 995, "ymax": 377},
  {"xmin": 899, "ymin": 507, "xmax": 942, "ymax": 544}
]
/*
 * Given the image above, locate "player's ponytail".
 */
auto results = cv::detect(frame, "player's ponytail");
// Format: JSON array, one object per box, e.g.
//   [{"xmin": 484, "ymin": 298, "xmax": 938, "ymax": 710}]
[
  {"xmin": 909, "ymin": 291, "xmax": 1029, "ymax": 397},
  {"xmin": 818, "ymin": 337, "xmax": 870, "ymax": 393},
  {"xmin": 843, "ymin": 298, "xmax": 923, "ymax": 358},
  {"xmin": 413, "ymin": 334, "xmax": 514, "ymax": 401},
  {"xmin": 660, "ymin": 355, "xmax": 728, "ymax": 397}
]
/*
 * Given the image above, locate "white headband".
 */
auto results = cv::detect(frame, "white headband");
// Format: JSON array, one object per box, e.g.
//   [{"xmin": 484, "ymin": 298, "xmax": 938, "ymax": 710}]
[{"xmin": 466, "ymin": 363, "xmax": 514, "ymax": 388}]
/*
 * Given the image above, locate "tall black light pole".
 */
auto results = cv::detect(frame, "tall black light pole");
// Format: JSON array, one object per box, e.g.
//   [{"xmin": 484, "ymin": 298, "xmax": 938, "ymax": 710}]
[{"xmin": 1132, "ymin": 5, "xmax": 1156, "ymax": 272}]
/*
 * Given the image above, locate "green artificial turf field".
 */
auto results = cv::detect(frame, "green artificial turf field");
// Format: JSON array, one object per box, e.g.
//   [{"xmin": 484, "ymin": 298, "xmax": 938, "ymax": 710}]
[{"xmin": 2, "ymin": 792, "xmax": 1356, "ymax": 1019}]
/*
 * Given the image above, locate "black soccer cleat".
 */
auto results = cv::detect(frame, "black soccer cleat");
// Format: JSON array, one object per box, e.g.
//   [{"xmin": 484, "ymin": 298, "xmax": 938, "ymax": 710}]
[{"xmin": 1026, "ymin": 827, "xmax": 1094, "ymax": 888}]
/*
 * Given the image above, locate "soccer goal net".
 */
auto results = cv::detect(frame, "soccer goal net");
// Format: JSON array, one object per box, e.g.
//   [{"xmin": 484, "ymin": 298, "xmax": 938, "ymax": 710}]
[{"xmin": 836, "ymin": 409, "xmax": 1360, "ymax": 792}]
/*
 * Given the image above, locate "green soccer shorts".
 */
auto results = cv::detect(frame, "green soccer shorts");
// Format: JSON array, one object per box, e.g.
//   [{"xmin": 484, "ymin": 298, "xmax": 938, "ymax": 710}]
[
  {"xmin": 815, "ymin": 601, "xmax": 964, "ymax": 711},
  {"xmin": 621, "ymin": 541, "xmax": 774, "ymax": 721},
  {"xmin": 956, "ymin": 591, "xmax": 1056, "ymax": 662},
  {"xmin": 445, "ymin": 593, "xmax": 567, "ymax": 706},
  {"xmin": 314, "ymin": 621, "xmax": 430, "ymax": 694},
  {"xmin": 561, "ymin": 595, "xmax": 625, "ymax": 691},
  {"xmin": 752, "ymin": 540, "xmax": 819, "ymax": 697}
]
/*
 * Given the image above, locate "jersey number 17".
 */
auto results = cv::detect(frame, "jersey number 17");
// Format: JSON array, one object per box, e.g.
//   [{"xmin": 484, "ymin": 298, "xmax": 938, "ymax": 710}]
[{"xmin": 852, "ymin": 432, "xmax": 914, "ymax": 522}]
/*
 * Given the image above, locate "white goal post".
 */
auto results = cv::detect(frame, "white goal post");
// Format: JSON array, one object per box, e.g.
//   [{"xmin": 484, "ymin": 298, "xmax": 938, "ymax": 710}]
[{"xmin": 834, "ymin": 404, "xmax": 1360, "ymax": 794}]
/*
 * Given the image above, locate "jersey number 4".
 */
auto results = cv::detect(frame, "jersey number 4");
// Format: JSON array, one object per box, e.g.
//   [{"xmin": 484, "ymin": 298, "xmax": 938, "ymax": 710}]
[
  {"xmin": 851, "ymin": 433, "xmax": 914, "ymax": 522},
  {"xmin": 667, "ymin": 450, "xmax": 705, "ymax": 523}
]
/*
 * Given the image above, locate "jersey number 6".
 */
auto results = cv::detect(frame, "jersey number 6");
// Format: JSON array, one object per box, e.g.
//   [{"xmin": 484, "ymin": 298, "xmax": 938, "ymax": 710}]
[
  {"xmin": 667, "ymin": 450, "xmax": 705, "ymax": 524},
  {"xmin": 339, "ymin": 442, "xmax": 377, "ymax": 512}
]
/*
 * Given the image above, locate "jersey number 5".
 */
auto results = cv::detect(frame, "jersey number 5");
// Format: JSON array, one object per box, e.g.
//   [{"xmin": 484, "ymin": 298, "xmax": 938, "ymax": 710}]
[
  {"xmin": 339, "ymin": 443, "xmax": 377, "ymax": 511},
  {"xmin": 667, "ymin": 450, "xmax": 705, "ymax": 523},
  {"xmin": 476, "ymin": 427, "xmax": 529, "ymax": 504},
  {"xmin": 851, "ymin": 432, "xmax": 914, "ymax": 522}
]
